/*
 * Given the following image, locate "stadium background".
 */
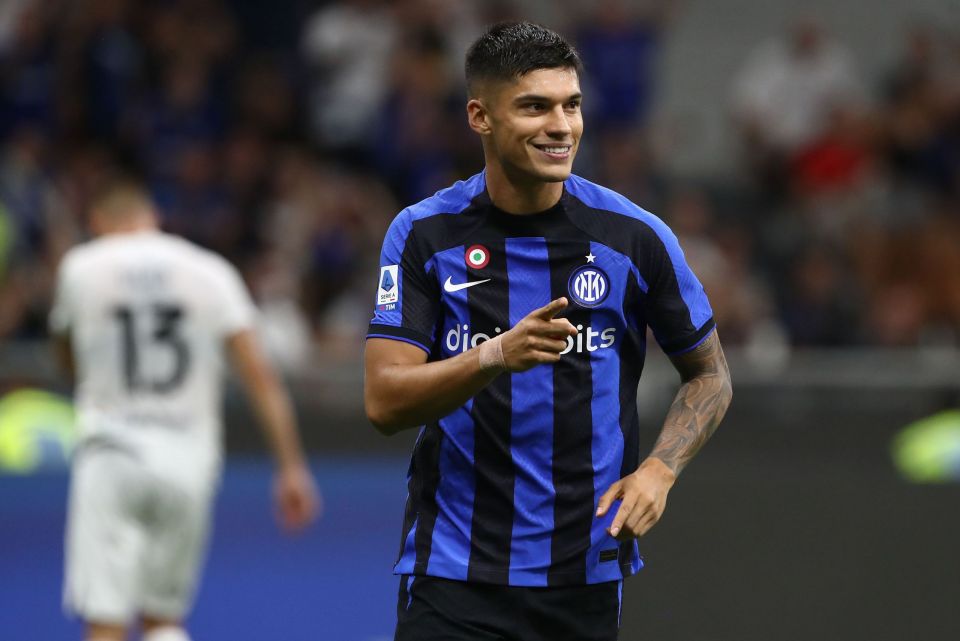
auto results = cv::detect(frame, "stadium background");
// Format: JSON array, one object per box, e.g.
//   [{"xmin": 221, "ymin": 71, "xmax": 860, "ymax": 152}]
[{"xmin": 1, "ymin": 0, "xmax": 959, "ymax": 639}]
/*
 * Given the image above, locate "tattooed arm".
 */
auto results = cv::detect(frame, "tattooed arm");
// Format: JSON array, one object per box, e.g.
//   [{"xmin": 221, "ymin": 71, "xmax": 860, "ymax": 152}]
[
  {"xmin": 596, "ymin": 330, "xmax": 732, "ymax": 540},
  {"xmin": 651, "ymin": 330, "xmax": 733, "ymax": 475}
]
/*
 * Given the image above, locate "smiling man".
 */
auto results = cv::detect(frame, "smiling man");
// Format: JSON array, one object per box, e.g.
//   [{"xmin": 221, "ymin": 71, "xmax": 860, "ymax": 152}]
[{"xmin": 364, "ymin": 22, "xmax": 732, "ymax": 641}]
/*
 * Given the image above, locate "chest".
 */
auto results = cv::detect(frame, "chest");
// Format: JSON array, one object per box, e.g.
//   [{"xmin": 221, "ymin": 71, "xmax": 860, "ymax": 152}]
[{"xmin": 427, "ymin": 237, "xmax": 636, "ymax": 354}]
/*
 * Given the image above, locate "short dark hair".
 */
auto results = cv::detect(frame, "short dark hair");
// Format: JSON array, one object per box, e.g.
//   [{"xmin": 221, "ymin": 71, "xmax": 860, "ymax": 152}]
[
  {"xmin": 465, "ymin": 22, "xmax": 582, "ymax": 94},
  {"xmin": 90, "ymin": 176, "xmax": 154, "ymax": 220}
]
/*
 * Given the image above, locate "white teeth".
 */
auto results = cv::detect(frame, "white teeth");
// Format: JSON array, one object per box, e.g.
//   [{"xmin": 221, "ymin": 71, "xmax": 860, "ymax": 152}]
[{"xmin": 542, "ymin": 146, "xmax": 570, "ymax": 154}]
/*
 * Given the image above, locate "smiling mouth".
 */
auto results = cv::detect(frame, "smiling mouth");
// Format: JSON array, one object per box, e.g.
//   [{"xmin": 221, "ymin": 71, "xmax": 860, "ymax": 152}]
[{"xmin": 532, "ymin": 143, "xmax": 573, "ymax": 158}]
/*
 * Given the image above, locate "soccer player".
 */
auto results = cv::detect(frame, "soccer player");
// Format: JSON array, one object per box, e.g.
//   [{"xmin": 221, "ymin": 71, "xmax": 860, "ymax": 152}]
[
  {"xmin": 50, "ymin": 181, "xmax": 319, "ymax": 641},
  {"xmin": 364, "ymin": 22, "xmax": 733, "ymax": 641}
]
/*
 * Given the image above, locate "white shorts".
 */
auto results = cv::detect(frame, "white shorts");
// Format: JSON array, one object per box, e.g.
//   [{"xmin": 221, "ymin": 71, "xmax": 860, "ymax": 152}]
[{"xmin": 63, "ymin": 448, "xmax": 213, "ymax": 624}]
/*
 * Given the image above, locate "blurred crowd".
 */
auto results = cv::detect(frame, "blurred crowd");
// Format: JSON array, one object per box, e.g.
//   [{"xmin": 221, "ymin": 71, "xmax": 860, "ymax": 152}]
[{"xmin": 0, "ymin": 0, "xmax": 958, "ymax": 366}]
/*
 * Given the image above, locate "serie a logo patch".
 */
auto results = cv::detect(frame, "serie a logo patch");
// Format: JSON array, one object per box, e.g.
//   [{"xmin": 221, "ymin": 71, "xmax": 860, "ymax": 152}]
[{"xmin": 377, "ymin": 265, "xmax": 399, "ymax": 309}]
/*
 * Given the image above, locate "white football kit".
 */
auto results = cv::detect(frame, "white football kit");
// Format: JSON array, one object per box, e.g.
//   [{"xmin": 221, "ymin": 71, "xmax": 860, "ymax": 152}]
[{"xmin": 50, "ymin": 230, "xmax": 256, "ymax": 623}]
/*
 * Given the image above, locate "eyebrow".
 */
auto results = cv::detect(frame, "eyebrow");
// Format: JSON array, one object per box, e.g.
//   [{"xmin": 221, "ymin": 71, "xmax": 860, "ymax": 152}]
[{"xmin": 513, "ymin": 92, "xmax": 583, "ymax": 104}]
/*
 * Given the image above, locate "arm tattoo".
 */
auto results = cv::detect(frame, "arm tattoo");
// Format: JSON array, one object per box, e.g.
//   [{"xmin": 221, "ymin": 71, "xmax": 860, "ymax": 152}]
[{"xmin": 650, "ymin": 331, "xmax": 732, "ymax": 476}]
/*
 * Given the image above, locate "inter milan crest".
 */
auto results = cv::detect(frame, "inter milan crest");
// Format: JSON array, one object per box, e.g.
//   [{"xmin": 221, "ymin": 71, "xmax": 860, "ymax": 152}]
[
  {"xmin": 465, "ymin": 245, "xmax": 490, "ymax": 269},
  {"xmin": 568, "ymin": 264, "xmax": 609, "ymax": 308}
]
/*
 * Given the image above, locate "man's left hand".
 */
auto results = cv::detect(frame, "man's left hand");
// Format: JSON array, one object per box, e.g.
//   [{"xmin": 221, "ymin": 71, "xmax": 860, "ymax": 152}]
[
  {"xmin": 596, "ymin": 457, "xmax": 676, "ymax": 540},
  {"xmin": 274, "ymin": 464, "xmax": 322, "ymax": 532}
]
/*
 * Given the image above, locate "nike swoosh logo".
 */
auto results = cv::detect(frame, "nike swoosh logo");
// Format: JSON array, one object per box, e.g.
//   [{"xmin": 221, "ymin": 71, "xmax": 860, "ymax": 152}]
[{"xmin": 443, "ymin": 276, "xmax": 491, "ymax": 293}]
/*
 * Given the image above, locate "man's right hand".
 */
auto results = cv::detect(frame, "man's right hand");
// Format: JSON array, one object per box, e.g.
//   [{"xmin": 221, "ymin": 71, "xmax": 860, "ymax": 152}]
[{"xmin": 499, "ymin": 297, "xmax": 578, "ymax": 372}]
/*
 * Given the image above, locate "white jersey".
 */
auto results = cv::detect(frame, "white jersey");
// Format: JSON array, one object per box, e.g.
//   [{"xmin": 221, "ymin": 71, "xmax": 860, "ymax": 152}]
[{"xmin": 50, "ymin": 230, "xmax": 256, "ymax": 491}]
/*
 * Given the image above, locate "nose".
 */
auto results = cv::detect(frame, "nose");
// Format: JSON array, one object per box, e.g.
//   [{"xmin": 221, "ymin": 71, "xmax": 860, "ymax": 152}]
[{"xmin": 545, "ymin": 104, "xmax": 573, "ymax": 138}]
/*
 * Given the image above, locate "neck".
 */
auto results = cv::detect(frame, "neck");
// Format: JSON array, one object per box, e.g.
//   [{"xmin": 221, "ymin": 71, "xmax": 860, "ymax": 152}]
[
  {"xmin": 484, "ymin": 162, "xmax": 564, "ymax": 214},
  {"xmin": 96, "ymin": 219, "xmax": 158, "ymax": 236}
]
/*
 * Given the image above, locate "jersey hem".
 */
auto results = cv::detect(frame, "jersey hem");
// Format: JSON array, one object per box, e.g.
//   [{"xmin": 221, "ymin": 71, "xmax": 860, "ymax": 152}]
[
  {"xmin": 367, "ymin": 324, "xmax": 432, "ymax": 354},
  {"xmin": 394, "ymin": 558, "xmax": 642, "ymax": 586},
  {"xmin": 660, "ymin": 318, "xmax": 716, "ymax": 356}
]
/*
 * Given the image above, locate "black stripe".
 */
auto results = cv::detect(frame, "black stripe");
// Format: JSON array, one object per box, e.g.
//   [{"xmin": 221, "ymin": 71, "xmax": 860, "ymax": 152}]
[
  {"xmin": 547, "ymin": 237, "xmax": 596, "ymax": 585},
  {"xmin": 467, "ymin": 237, "xmax": 514, "ymax": 584},
  {"xmin": 397, "ymin": 227, "xmax": 442, "ymax": 348},
  {"xmin": 618, "ymin": 274, "xmax": 646, "ymax": 566},
  {"xmin": 411, "ymin": 423, "xmax": 443, "ymax": 574}
]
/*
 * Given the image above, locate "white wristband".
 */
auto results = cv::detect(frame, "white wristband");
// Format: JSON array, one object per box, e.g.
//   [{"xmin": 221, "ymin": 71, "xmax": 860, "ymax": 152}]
[{"xmin": 478, "ymin": 334, "xmax": 506, "ymax": 373}]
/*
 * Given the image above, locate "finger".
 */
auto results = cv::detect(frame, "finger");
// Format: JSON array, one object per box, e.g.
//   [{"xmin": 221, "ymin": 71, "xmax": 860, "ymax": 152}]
[
  {"xmin": 540, "ymin": 319, "xmax": 578, "ymax": 339},
  {"xmin": 531, "ymin": 337, "xmax": 569, "ymax": 353},
  {"xmin": 531, "ymin": 297, "xmax": 568, "ymax": 320},
  {"xmin": 632, "ymin": 512, "xmax": 660, "ymax": 538},
  {"xmin": 623, "ymin": 504, "xmax": 650, "ymax": 537},
  {"xmin": 607, "ymin": 498, "xmax": 636, "ymax": 538},
  {"xmin": 596, "ymin": 482, "xmax": 623, "ymax": 516},
  {"xmin": 527, "ymin": 350, "xmax": 563, "ymax": 364}
]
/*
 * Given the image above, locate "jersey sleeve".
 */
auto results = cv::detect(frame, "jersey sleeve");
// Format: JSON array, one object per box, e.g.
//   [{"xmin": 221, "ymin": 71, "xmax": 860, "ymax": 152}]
[
  {"xmin": 211, "ymin": 258, "xmax": 257, "ymax": 337},
  {"xmin": 642, "ymin": 222, "xmax": 716, "ymax": 355},
  {"xmin": 366, "ymin": 211, "xmax": 440, "ymax": 354},
  {"xmin": 48, "ymin": 251, "xmax": 79, "ymax": 336}
]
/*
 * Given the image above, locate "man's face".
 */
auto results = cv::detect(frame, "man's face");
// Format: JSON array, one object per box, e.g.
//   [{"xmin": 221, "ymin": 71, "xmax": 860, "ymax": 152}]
[{"xmin": 475, "ymin": 67, "xmax": 583, "ymax": 184}]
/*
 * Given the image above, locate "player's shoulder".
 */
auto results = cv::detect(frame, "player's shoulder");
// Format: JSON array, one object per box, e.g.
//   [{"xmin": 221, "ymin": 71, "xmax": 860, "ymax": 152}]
[
  {"xmin": 55, "ymin": 235, "xmax": 117, "ymax": 277},
  {"xmin": 564, "ymin": 174, "xmax": 661, "ymax": 225},
  {"xmin": 167, "ymin": 233, "xmax": 235, "ymax": 273},
  {"xmin": 388, "ymin": 171, "xmax": 487, "ymax": 237},
  {"xmin": 564, "ymin": 174, "xmax": 676, "ymax": 243}
]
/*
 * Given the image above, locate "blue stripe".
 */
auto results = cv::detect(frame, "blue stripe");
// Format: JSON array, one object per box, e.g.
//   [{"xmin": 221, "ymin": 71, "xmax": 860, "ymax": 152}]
[
  {"xmin": 404, "ymin": 171, "xmax": 485, "ymax": 222},
  {"xmin": 565, "ymin": 174, "xmax": 712, "ymax": 329},
  {"xmin": 505, "ymin": 238, "xmax": 555, "ymax": 586},
  {"xmin": 406, "ymin": 575, "xmax": 416, "ymax": 610},
  {"xmin": 657, "ymin": 226, "xmax": 713, "ymax": 329},
  {"xmin": 427, "ymin": 401, "xmax": 475, "ymax": 580},
  {"xmin": 586, "ymin": 241, "xmax": 628, "ymax": 583},
  {"xmin": 394, "ymin": 516, "xmax": 418, "ymax": 575}
]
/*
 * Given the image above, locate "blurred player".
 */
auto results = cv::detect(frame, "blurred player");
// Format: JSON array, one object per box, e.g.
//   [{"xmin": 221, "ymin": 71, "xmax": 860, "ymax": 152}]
[
  {"xmin": 50, "ymin": 181, "xmax": 319, "ymax": 641},
  {"xmin": 364, "ymin": 22, "xmax": 733, "ymax": 640}
]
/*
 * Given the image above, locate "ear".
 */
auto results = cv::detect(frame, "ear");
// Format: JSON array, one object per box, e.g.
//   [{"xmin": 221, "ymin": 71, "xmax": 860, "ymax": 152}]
[{"xmin": 466, "ymin": 98, "xmax": 492, "ymax": 136}]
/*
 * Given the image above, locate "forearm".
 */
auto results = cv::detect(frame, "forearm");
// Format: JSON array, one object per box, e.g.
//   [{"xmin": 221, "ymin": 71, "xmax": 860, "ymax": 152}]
[
  {"xmin": 249, "ymin": 377, "xmax": 308, "ymax": 470},
  {"xmin": 365, "ymin": 298, "xmax": 575, "ymax": 434},
  {"xmin": 650, "ymin": 332, "xmax": 732, "ymax": 476},
  {"xmin": 364, "ymin": 344, "xmax": 499, "ymax": 433},
  {"xmin": 228, "ymin": 330, "xmax": 308, "ymax": 471}
]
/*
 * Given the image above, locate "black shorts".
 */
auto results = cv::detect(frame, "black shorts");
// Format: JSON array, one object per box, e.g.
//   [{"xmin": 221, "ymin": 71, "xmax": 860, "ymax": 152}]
[{"xmin": 394, "ymin": 574, "xmax": 623, "ymax": 641}]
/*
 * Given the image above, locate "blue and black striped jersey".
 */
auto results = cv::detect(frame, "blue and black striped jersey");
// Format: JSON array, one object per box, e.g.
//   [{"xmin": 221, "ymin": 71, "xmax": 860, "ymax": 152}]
[{"xmin": 368, "ymin": 171, "xmax": 715, "ymax": 587}]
